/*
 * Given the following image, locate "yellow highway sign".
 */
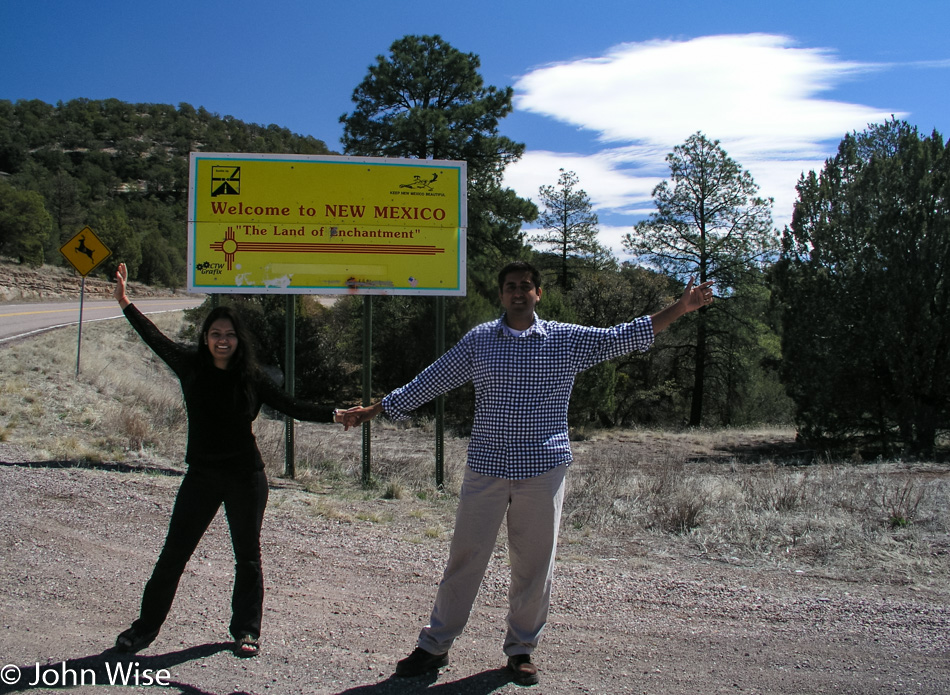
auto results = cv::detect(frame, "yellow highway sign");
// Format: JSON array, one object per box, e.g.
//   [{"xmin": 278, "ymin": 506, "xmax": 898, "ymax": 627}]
[
  {"xmin": 60, "ymin": 226, "xmax": 112, "ymax": 276},
  {"xmin": 188, "ymin": 153, "xmax": 467, "ymax": 296}
]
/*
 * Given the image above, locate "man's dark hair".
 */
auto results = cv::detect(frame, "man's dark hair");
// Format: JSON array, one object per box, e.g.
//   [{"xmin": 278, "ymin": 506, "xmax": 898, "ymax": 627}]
[{"xmin": 497, "ymin": 261, "xmax": 541, "ymax": 292}]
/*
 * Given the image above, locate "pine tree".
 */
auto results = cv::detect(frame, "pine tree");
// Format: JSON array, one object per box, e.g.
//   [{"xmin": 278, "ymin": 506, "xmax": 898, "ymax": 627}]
[
  {"xmin": 623, "ymin": 133, "xmax": 776, "ymax": 425},
  {"xmin": 533, "ymin": 169, "xmax": 610, "ymax": 288}
]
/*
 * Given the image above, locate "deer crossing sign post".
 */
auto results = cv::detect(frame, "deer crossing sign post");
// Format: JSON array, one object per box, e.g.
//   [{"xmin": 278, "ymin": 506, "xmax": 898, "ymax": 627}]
[{"xmin": 60, "ymin": 226, "xmax": 113, "ymax": 376}]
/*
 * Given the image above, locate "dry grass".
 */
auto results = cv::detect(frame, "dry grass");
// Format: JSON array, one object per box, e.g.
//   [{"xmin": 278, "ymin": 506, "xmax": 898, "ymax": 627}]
[
  {"xmin": 1, "ymin": 314, "xmax": 949, "ymax": 588},
  {"xmin": 561, "ymin": 444, "xmax": 950, "ymax": 586},
  {"xmin": 0, "ymin": 313, "xmax": 188, "ymax": 465}
]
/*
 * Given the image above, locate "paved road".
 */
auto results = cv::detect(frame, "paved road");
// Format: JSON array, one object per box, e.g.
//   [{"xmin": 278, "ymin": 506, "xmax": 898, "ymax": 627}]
[{"xmin": 0, "ymin": 297, "xmax": 206, "ymax": 344}]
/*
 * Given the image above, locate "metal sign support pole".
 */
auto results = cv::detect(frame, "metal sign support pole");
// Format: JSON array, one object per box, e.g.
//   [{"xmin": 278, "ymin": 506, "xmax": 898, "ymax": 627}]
[
  {"xmin": 284, "ymin": 295, "xmax": 296, "ymax": 478},
  {"xmin": 75, "ymin": 276, "xmax": 86, "ymax": 376},
  {"xmin": 435, "ymin": 297, "xmax": 446, "ymax": 489},
  {"xmin": 361, "ymin": 296, "xmax": 373, "ymax": 486}
]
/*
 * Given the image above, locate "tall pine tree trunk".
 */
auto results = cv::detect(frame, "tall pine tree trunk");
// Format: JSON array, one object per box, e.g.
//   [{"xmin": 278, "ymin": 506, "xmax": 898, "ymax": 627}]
[{"xmin": 689, "ymin": 310, "xmax": 708, "ymax": 426}]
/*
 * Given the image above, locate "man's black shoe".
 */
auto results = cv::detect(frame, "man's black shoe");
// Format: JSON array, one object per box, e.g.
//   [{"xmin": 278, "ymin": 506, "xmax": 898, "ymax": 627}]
[
  {"xmin": 395, "ymin": 647, "xmax": 449, "ymax": 677},
  {"xmin": 507, "ymin": 654, "xmax": 540, "ymax": 686}
]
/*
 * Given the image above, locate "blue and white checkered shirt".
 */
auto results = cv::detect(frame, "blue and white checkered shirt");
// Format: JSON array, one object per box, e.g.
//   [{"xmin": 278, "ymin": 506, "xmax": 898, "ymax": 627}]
[{"xmin": 382, "ymin": 313, "xmax": 655, "ymax": 479}]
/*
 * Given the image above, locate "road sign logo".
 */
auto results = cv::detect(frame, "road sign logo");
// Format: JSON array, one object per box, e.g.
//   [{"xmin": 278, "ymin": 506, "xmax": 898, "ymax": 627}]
[
  {"xmin": 211, "ymin": 166, "xmax": 241, "ymax": 196},
  {"xmin": 398, "ymin": 172, "xmax": 440, "ymax": 191},
  {"xmin": 60, "ymin": 226, "xmax": 112, "ymax": 276}
]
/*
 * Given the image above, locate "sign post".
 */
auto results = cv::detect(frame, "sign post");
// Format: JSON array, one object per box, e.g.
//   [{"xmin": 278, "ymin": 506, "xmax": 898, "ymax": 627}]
[
  {"xmin": 188, "ymin": 153, "xmax": 467, "ymax": 481},
  {"xmin": 60, "ymin": 226, "xmax": 112, "ymax": 375}
]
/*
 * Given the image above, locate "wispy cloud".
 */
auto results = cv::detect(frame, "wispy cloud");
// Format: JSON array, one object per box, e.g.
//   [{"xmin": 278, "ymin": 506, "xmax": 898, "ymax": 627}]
[{"xmin": 505, "ymin": 34, "xmax": 907, "ymax": 255}]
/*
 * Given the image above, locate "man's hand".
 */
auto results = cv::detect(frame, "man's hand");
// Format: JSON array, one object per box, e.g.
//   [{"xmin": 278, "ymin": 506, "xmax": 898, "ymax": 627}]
[
  {"xmin": 334, "ymin": 403, "xmax": 383, "ymax": 431},
  {"xmin": 650, "ymin": 277, "xmax": 714, "ymax": 335},
  {"xmin": 679, "ymin": 277, "xmax": 715, "ymax": 314}
]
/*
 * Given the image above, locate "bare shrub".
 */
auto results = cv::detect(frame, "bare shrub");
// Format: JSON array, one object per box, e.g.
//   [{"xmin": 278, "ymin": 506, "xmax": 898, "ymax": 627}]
[
  {"xmin": 383, "ymin": 480, "xmax": 405, "ymax": 500},
  {"xmin": 105, "ymin": 407, "xmax": 152, "ymax": 451},
  {"xmin": 738, "ymin": 462, "xmax": 810, "ymax": 511},
  {"xmin": 46, "ymin": 435, "xmax": 106, "ymax": 464},
  {"xmin": 639, "ymin": 458, "xmax": 711, "ymax": 534},
  {"xmin": 876, "ymin": 471, "xmax": 926, "ymax": 528},
  {"xmin": 565, "ymin": 450, "xmax": 713, "ymax": 535},
  {"xmin": 564, "ymin": 449, "xmax": 639, "ymax": 528}
]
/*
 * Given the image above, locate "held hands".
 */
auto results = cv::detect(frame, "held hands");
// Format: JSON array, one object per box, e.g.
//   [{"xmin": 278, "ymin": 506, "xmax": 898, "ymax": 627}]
[{"xmin": 333, "ymin": 403, "xmax": 383, "ymax": 431}]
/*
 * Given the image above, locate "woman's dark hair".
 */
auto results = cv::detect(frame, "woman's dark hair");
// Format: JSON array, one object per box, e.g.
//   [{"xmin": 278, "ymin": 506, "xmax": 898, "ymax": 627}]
[
  {"xmin": 497, "ymin": 260, "xmax": 542, "ymax": 292},
  {"xmin": 198, "ymin": 306, "xmax": 260, "ymax": 409}
]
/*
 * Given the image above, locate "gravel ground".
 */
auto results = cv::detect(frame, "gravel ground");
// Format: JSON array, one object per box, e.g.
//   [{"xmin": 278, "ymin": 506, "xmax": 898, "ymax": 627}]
[{"xmin": 1, "ymin": 441, "xmax": 948, "ymax": 695}]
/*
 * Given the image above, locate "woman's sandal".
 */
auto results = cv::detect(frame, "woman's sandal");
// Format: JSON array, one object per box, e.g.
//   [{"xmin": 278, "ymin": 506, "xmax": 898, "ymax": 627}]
[
  {"xmin": 114, "ymin": 626, "xmax": 160, "ymax": 654},
  {"xmin": 234, "ymin": 633, "xmax": 260, "ymax": 658}
]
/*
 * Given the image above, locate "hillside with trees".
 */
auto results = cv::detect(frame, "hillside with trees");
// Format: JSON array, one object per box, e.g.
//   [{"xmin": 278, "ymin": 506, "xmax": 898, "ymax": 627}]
[{"xmin": 0, "ymin": 98, "xmax": 332, "ymax": 285}]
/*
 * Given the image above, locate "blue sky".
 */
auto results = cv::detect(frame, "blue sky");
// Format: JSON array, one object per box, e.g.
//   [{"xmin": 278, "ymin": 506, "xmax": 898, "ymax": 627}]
[{"xmin": 3, "ymin": 0, "xmax": 948, "ymax": 257}]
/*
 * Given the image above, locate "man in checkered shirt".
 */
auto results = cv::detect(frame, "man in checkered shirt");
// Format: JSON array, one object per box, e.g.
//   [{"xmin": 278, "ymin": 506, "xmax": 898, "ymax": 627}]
[{"xmin": 341, "ymin": 260, "xmax": 714, "ymax": 686}]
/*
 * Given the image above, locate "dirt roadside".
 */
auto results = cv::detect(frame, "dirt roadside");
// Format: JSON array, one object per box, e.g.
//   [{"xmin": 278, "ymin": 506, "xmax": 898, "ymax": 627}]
[{"xmin": 0, "ymin": 438, "xmax": 948, "ymax": 695}]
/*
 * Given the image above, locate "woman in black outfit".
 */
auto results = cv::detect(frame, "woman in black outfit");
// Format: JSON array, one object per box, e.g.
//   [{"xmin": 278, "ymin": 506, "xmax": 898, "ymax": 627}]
[{"xmin": 112, "ymin": 262, "xmax": 341, "ymax": 657}]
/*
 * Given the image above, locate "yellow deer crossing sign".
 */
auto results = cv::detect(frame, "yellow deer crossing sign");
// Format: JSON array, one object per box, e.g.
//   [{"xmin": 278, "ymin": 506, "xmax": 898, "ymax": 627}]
[{"xmin": 60, "ymin": 226, "xmax": 112, "ymax": 276}]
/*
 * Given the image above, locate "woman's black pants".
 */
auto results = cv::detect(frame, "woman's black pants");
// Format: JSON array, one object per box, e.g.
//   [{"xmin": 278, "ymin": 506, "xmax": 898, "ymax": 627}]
[{"xmin": 130, "ymin": 467, "xmax": 269, "ymax": 639}]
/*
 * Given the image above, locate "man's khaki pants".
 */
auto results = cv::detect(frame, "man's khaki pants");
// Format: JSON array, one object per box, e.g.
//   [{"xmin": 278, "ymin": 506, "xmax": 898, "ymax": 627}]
[{"xmin": 417, "ymin": 463, "xmax": 567, "ymax": 656}]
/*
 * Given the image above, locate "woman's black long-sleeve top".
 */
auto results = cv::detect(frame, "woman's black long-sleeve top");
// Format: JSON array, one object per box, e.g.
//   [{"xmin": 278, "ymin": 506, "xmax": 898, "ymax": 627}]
[{"xmin": 123, "ymin": 303, "xmax": 334, "ymax": 471}]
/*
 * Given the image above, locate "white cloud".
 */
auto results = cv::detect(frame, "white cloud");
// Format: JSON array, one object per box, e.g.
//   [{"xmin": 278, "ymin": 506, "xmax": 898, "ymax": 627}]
[
  {"xmin": 505, "ymin": 34, "xmax": 907, "ymax": 238},
  {"xmin": 596, "ymin": 224, "xmax": 634, "ymax": 260},
  {"xmin": 503, "ymin": 149, "xmax": 662, "ymax": 214}
]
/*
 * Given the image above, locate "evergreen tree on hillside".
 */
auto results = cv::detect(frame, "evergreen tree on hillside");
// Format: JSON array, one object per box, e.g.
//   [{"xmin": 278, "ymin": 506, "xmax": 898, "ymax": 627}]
[{"xmin": 0, "ymin": 178, "xmax": 52, "ymax": 265}]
